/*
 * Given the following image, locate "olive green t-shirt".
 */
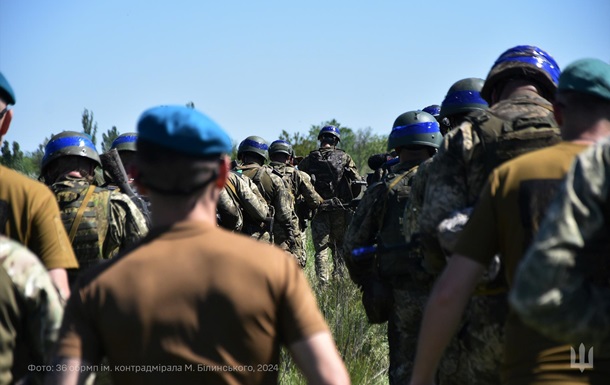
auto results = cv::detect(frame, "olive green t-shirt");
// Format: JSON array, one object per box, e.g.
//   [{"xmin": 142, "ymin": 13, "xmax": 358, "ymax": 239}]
[
  {"xmin": 55, "ymin": 220, "xmax": 329, "ymax": 385},
  {"xmin": 455, "ymin": 142, "xmax": 610, "ymax": 384}
]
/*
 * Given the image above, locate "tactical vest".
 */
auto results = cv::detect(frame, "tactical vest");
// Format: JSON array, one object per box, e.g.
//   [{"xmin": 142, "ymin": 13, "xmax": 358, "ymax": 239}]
[
  {"xmin": 469, "ymin": 104, "xmax": 561, "ymax": 176},
  {"xmin": 305, "ymin": 149, "xmax": 352, "ymax": 200},
  {"xmin": 52, "ymin": 181, "xmax": 111, "ymax": 271},
  {"xmin": 375, "ymin": 166, "xmax": 419, "ymax": 277},
  {"xmin": 238, "ymin": 166, "xmax": 275, "ymax": 204},
  {"xmin": 219, "ymin": 177, "xmax": 244, "ymax": 232}
]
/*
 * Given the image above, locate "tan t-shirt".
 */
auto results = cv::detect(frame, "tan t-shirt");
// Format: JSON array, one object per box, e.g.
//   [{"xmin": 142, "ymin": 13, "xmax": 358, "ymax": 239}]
[
  {"xmin": 455, "ymin": 142, "xmax": 610, "ymax": 384},
  {"xmin": 0, "ymin": 165, "xmax": 78, "ymax": 270},
  {"xmin": 56, "ymin": 220, "xmax": 328, "ymax": 385}
]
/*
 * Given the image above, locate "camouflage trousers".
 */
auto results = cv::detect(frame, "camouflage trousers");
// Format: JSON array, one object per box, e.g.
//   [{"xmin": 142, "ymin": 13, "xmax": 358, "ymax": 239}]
[
  {"xmin": 311, "ymin": 209, "xmax": 350, "ymax": 284},
  {"xmin": 274, "ymin": 215, "xmax": 306, "ymax": 267},
  {"xmin": 437, "ymin": 293, "xmax": 507, "ymax": 385}
]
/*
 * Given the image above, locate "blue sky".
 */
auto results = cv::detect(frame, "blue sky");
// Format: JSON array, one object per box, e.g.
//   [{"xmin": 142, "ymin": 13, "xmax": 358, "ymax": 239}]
[{"xmin": 1, "ymin": 0, "xmax": 609, "ymax": 153}]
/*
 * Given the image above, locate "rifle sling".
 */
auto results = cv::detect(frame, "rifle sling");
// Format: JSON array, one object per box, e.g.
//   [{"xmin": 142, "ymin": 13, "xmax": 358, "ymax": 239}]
[{"xmin": 68, "ymin": 185, "xmax": 96, "ymax": 243}]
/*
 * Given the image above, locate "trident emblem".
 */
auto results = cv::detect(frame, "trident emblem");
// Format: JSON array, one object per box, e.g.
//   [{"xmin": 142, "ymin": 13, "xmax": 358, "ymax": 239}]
[{"xmin": 570, "ymin": 343, "xmax": 594, "ymax": 372}]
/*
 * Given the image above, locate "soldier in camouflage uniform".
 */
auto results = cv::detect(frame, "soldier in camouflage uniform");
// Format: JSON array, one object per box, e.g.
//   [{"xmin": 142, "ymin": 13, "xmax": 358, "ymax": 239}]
[
  {"xmin": 343, "ymin": 111, "xmax": 442, "ymax": 384},
  {"xmin": 217, "ymin": 170, "xmax": 270, "ymax": 239},
  {"xmin": 234, "ymin": 136, "xmax": 299, "ymax": 255},
  {"xmin": 269, "ymin": 140, "xmax": 323, "ymax": 267},
  {"xmin": 0, "ymin": 235, "xmax": 64, "ymax": 384},
  {"xmin": 110, "ymin": 132, "xmax": 138, "ymax": 185},
  {"xmin": 414, "ymin": 46, "xmax": 562, "ymax": 385},
  {"xmin": 299, "ymin": 125, "xmax": 364, "ymax": 284},
  {"xmin": 510, "ymin": 59, "xmax": 610, "ymax": 361},
  {"xmin": 41, "ymin": 131, "xmax": 149, "ymax": 283},
  {"xmin": 411, "ymin": 58, "xmax": 610, "ymax": 385}
]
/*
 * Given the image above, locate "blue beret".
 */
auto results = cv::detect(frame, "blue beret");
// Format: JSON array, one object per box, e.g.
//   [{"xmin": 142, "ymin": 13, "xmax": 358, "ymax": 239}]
[
  {"xmin": 558, "ymin": 58, "xmax": 610, "ymax": 101},
  {"xmin": 0, "ymin": 72, "xmax": 16, "ymax": 105},
  {"xmin": 137, "ymin": 105, "xmax": 232, "ymax": 157}
]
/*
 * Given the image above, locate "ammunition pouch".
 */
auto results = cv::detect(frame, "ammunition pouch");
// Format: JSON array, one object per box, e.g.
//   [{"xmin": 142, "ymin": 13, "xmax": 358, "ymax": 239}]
[{"xmin": 360, "ymin": 275, "xmax": 394, "ymax": 324}]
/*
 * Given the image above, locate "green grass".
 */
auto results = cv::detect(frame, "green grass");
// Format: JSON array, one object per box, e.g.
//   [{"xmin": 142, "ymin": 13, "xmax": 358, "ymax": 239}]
[{"xmin": 278, "ymin": 231, "xmax": 389, "ymax": 384}]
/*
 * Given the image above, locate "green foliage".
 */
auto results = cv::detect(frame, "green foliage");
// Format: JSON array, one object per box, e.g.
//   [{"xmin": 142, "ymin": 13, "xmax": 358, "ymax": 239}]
[
  {"xmin": 279, "ymin": 233, "xmax": 389, "ymax": 384},
  {"xmin": 0, "ymin": 140, "xmax": 41, "ymax": 178},
  {"xmin": 82, "ymin": 108, "xmax": 98, "ymax": 146},
  {"xmin": 186, "ymin": 101, "xmax": 195, "ymax": 109},
  {"xmin": 101, "ymin": 126, "xmax": 120, "ymax": 153}
]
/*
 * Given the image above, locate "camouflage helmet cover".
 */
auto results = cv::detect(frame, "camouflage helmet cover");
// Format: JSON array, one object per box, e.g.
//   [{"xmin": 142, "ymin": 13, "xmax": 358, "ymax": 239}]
[
  {"xmin": 481, "ymin": 45, "xmax": 561, "ymax": 103},
  {"xmin": 388, "ymin": 111, "xmax": 442, "ymax": 151},
  {"xmin": 42, "ymin": 131, "xmax": 101, "ymax": 171}
]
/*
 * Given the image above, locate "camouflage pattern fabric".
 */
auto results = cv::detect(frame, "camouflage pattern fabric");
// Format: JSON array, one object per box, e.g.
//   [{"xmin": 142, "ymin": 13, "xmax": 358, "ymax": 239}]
[
  {"xmin": 270, "ymin": 161, "xmax": 323, "ymax": 267},
  {"xmin": 311, "ymin": 210, "xmax": 349, "ymax": 283},
  {"xmin": 217, "ymin": 171, "xmax": 269, "ymax": 236},
  {"xmin": 52, "ymin": 177, "xmax": 149, "ymax": 275},
  {"xmin": 234, "ymin": 163, "xmax": 299, "ymax": 254},
  {"xmin": 0, "ymin": 236, "xmax": 64, "ymax": 385},
  {"xmin": 511, "ymin": 138, "xmax": 610, "ymax": 346}
]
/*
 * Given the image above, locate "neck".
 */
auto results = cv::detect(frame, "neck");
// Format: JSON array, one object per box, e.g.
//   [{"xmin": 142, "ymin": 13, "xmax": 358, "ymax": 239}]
[
  {"xmin": 149, "ymin": 191, "xmax": 219, "ymax": 228},
  {"xmin": 399, "ymin": 149, "xmax": 431, "ymax": 163},
  {"xmin": 562, "ymin": 119, "xmax": 610, "ymax": 144}
]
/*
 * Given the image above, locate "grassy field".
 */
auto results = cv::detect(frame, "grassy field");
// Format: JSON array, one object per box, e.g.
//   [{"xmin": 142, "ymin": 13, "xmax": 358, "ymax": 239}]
[{"xmin": 278, "ymin": 233, "xmax": 390, "ymax": 385}]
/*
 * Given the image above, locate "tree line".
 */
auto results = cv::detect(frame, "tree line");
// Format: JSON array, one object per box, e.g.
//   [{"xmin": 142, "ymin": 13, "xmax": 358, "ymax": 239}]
[{"xmin": 1, "ymin": 108, "xmax": 389, "ymax": 179}]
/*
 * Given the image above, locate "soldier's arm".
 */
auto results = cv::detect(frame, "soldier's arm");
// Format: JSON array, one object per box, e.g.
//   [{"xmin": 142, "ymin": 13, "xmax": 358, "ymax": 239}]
[
  {"xmin": 342, "ymin": 184, "xmax": 385, "ymax": 285},
  {"xmin": 238, "ymin": 175, "xmax": 270, "ymax": 222},
  {"xmin": 343, "ymin": 153, "xmax": 362, "ymax": 180},
  {"xmin": 297, "ymin": 170, "xmax": 323, "ymax": 209},
  {"xmin": 107, "ymin": 192, "xmax": 149, "ymax": 257},
  {"xmin": 511, "ymin": 143, "xmax": 610, "ymax": 345}
]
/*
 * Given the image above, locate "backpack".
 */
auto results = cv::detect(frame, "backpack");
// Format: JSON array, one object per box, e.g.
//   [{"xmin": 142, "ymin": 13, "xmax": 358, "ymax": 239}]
[
  {"xmin": 218, "ymin": 176, "xmax": 244, "ymax": 231},
  {"xmin": 306, "ymin": 149, "xmax": 353, "ymax": 201},
  {"xmin": 468, "ymin": 102, "xmax": 561, "ymax": 176}
]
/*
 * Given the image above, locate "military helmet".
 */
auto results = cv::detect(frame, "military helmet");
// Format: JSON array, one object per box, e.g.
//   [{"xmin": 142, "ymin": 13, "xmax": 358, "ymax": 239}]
[
  {"xmin": 111, "ymin": 132, "xmax": 137, "ymax": 152},
  {"xmin": 481, "ymin": 45, "xmax": 561, "ymax": 104},
  {"xmin": 317, "ymin": 125, "xmax": 341, "ymax": 141},
  {"xmin": 269, "ymin": 139, "xmax": 293, "ymax": 156},
  {"xmin": 440, "ymin": 78, "xmax": 489, "ymax": 119},
  {"xmin": 41, "ymin": 131, "xmax": 101, "ymax": 171},
  {"xmin": 237, "ymin": 135, "xmax": 269, "ymax": 159},
  {"xmin": 388, "ymin": 111, "xmax": 442, "ymax": 151},
  {"xmin": 422, "ymin": 105, "xmax": 441, "ymax": 118}
]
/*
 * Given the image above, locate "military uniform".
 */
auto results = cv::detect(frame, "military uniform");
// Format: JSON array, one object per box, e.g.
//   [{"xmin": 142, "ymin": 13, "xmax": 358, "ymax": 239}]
[
  {"xmin": 217, "ymin": 171, "xmax": 270, "ymax": 238},
  {"xmin": 51, "ymin": 176, "xmax": 149, "ymax": 276},
  {"xmin": 0, "ymin": 236, "xmax": 64, "ymax": 385},
  {"xmin": 299, "ymin": 147, "xmax": 362, "ymax": 283},
  {"xmin": 234, "ymin": 163, "xmax": 298, "ymax": 254},
  {"xmin": 269, "ymin": 160, "xmax": 323, "ymax": 267},
  {"xmin": 418, "ymin": 91, "xmax": 560, "ymax": 385}
]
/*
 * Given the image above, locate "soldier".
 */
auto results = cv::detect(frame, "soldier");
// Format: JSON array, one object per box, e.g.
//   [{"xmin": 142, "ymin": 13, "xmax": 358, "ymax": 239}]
[
  {"xmin": 411, "ymin": 58, "xmax": 610, "ymax": 385},
  {"xmin": 510, "ymin": 59, "xmax": 610, "ymax": 353},
  {"xmin": 438, "ymin": 77, "xmax": 489, "ymax": 133},
  {"xmin": 46, "ymin": 105, "xmax": 350, "ymax": 385},
  {"xmin": 422, "ymin": 104, "xmax": 451, "ymax": 136},
  {"xmin": 416, "ymin": 45, "xmax": 562, "ymax": 384},
  {"xmin": 110, "ymin": 132, "xmax": 138, "ymax": 184},
  {"xmin": 0, "ymin": 236, "xmax": 64, "ymax": 385},
  {"xmin": 299, "ymin": 125, "xmax": 364, "ymax": 284},
  {"xmin": 40, "ymin": 131, "xmax": 149, "ymax": 283},
  {"xmin": 344, "ymin": 111, "xmax": 442, "ymax": 384},
  {"xmin": 217, "ymin": 170, "xmax": 269, "ymax": 238},
  {"xmin": 268, "ymin": 140, "xmax": 323, "ymax": 267},
  {"xmin": 0, "ymin": 71, "xmax": 78, "ymax": 300},
  {"xmin": 234, "ymin": 136, "xmax": 298, "ymax": 254}
]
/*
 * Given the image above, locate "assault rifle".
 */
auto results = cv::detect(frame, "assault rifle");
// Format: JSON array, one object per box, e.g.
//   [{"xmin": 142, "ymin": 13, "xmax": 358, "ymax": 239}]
[{"xmin": 100, "ymin": 149, "xmax": 151, "ymax": 228}]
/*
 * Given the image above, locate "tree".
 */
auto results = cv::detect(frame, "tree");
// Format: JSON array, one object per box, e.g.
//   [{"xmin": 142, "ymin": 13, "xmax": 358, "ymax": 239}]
[
  {"xmin": 101, "ymin": 126, "xmax": 120, "ymax": 153},
  {"xmin": 186, "ymin": 101, "xmax": 195, "ymax": 109},
  {"xmin": 81, "ymin": 108, "xmax": 98, "ymax": 146}
]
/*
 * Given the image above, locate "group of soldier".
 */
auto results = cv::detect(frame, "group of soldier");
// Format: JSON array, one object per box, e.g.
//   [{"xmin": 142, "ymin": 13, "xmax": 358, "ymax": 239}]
[{"xmin": 1, "ymin": 43, "xmax": 610, "ymax": 385}]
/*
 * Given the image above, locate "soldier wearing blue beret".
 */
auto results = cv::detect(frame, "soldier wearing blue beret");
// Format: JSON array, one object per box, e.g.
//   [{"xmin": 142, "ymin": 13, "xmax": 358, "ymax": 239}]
[{"xmin": 48, "ymin": 105, "xmax": 350, "ymax": 385}]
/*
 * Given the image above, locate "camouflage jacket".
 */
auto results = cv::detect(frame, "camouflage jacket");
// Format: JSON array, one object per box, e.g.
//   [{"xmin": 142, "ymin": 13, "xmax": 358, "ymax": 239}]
[
  {"xmin": 298, "ymin": 147, "xmax": 363, "ymax": 202},
  {"xmin": 51, "ymin": 177, "xmax": 149, "ymax": 269},
  {"xmin": 0, "ymin": 236, "xmax": 64, "ymax": 384},
  {"xmin": 511, "ymin": 138, "xmax": 610, "ymax": 346},
  {"xmin": 269, "ymin": 161, "xmax": 323, "ymax": 209},
  {"xmin": 420, "ymin": 91, "xmax": 560, "ymax": 270},
  {"xmin": 344, "ymin": 160, "xmax": 423, "ymax": 285},
  {"xmin": 217, "ymin": 171, "xmax": 269, "ymax": 232}
]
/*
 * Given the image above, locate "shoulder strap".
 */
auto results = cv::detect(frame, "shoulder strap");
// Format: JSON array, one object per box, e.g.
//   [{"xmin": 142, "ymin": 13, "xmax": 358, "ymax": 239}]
[
  {"xmin": 68, "ymin": 185, "xmax": 96, "ymax": 242},
  {"xmin": 378, "ymin": 166, "xmax": 419, "ymax": 229},
  {"xmin": 225, "ymin": 177, "xmax": 242, "ymax": 205}
]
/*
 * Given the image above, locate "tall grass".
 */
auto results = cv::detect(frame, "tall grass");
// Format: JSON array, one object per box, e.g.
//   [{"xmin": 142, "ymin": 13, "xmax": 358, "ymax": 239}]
[{"xmin": 279, "ymin": 232, "xmax": 389, "ymax": 384}]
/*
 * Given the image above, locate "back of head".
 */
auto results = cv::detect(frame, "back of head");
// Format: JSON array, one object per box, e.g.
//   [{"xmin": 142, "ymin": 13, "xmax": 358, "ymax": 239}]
[
  {"xmin": 317, "ymin": 125, "xmax": 341, "ymax": 146},
  {"xmin": 481, "ymin": 45, "xmax": 561, "ymax": 104},
  {"xmin": 111, "ymin": 132, "xmax": 138, "ymax": 153},
  {"xmin": 388, "ymin": 111, "xmax": 443, "ymax": 152},
  {"xmin": 0, "ymin": 71, "xmax": 17, "ymax": 139},
  {"xmin": 440, "ymin": 78, "xmax": 489, "ymax": 122},
  {"xmin": 237, "ymin": 136, "xmax": 269, "ymax": 163},
  {"xmin": 269, "ymin": 139, "xmax": 293, "ymax": 162},
  {"xmin": 0, "ymin": 72, "xmax": 16, "ymax": 106},
  {"xmin": 41, "ymin": 131, "xmax": 101, "ymax": 183},
  {"xmin": 135, "ymin": 105, "xmax": 232, "ymax": 196}
]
